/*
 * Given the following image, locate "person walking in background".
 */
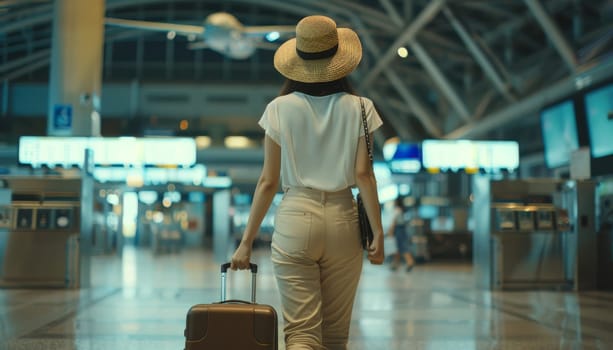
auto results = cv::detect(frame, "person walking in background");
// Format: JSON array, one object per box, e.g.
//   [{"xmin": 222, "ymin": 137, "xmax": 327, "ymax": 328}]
[
  {"xmin": 386, "ymin": 196, "xmax": 416, "ymax": 272},
  {"xmin": 230, "ymin": 14, "xmax": 385, "ymax": 350}
]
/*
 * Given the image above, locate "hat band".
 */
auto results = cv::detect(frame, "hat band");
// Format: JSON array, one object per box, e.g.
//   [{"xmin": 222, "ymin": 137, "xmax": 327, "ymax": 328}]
[{"xmin": 296, "ymin": 44, "xmax": 338, "ymax": 60}]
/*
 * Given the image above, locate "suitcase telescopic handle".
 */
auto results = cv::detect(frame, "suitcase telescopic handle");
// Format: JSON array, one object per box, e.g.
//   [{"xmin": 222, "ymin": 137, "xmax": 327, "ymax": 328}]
[
  {"xmin": 221, "ymin": 262, "xmax": 257, "ymax": 274},
  {"xmin": 220, "ymin": 262, "xmax": 258, "ymax": 303}
]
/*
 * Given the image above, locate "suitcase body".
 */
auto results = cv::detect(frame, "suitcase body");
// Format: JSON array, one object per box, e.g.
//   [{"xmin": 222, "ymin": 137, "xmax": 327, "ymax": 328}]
[{"xmin": 184, "ymin": 263, "xmax": 278, "ymax": 350}]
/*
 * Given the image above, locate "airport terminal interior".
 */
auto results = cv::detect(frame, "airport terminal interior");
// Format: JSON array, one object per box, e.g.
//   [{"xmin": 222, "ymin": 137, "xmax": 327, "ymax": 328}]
[{"xmin": 1, "ymin": 0, "xmax": 613, "ymax": 349}]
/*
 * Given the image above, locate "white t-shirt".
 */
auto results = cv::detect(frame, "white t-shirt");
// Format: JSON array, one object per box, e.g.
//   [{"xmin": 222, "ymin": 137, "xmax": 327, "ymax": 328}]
[{"xmin": 258, "ymin": 91, "xmax": 383, "ymax": 192}]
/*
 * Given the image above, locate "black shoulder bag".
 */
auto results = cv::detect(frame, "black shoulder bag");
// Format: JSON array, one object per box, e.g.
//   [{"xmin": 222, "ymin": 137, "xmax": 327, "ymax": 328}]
[{"xmin": 356, "ymin": 97, "xmax": 375, "ymax": 250}]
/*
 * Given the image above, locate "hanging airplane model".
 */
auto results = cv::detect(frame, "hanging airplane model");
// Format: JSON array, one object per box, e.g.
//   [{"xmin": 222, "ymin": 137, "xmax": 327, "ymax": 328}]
[{"xmin": 105, "ymin": 12, "xmax": 295, "ymax": 60}]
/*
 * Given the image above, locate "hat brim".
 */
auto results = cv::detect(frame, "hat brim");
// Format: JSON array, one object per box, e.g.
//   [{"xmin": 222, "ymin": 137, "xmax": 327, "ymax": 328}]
[{"xmin": 273, "ymin": 28, "xmax": 362, "ymax": 83}]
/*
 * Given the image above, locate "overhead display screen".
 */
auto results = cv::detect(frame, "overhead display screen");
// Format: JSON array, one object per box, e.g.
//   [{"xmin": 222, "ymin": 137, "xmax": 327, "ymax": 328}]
[
  {"xmin": 584, "ymin": 84, "xmax": 613, "ymax": 158},
  {"xmin": 93, "ymin": 164, "xmax": 207, "ymax": 185},
  {"xmin": 540, "ymin": 100, "xmax": 579, "ymax": 168},
  {"xmin": 19, "ymin": 137, "xmax": 197, "ymax": 168},
  {"xmin": 421, "ymin": 140, "xmax": 519, "ymax": 172},
  {"xmin": 383, "ymin": 142, "xmax": 422, "ymax": 173}
]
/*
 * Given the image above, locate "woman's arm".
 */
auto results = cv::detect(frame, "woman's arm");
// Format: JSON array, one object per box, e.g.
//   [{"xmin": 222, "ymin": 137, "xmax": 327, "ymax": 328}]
[
  {"xmin": 231, "ymin": 135, "xmax": 281, "ymax": 270},
  {"xmin": 354, "ymin": 132, "xmax": 385, "ymax": 265}
]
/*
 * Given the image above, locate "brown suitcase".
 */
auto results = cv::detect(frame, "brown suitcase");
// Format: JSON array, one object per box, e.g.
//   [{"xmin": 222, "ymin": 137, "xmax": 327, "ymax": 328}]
[{"xmin": 184, "ymin": 263, "xmax": 278, "ymax": 350}]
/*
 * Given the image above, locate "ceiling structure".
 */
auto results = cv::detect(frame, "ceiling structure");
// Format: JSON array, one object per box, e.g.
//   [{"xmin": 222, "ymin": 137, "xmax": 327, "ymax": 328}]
[{"xmin": 1, "ymin": 0, "xmax": 612, "ymax": 155}]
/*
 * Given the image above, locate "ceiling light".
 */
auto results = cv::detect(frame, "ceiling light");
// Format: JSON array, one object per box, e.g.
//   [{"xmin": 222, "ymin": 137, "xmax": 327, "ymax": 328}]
[
  {"xmin": 225, "ymin": 136, "xmax": 252, "ymax": 149},
  {"xmin": 266, "ymin": 31, "xmax": 280, "ymax": 42},
  {"xmin": 195, "ymin": 136, "xmax": 211, "ymax": 149},
  {"xmin": 397, "ymin": 47, "xmax": 408, "ymax": 58}
]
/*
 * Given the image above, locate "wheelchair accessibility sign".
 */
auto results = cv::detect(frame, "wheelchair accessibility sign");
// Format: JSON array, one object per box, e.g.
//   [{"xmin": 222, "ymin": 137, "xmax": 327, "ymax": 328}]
[{"xmin": 53, "ymin": 104, "xmax": 72, "ymax": 130}]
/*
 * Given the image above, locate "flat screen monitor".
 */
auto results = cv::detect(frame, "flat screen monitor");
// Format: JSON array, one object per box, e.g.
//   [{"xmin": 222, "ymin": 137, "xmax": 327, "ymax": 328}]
[
  {"xmin": 584, "ymin": 83, "xmax": 613, "ymax": 158},
  {"xmin": 540, "ymin": 100, "xmax": 579, "ymax": 168}
]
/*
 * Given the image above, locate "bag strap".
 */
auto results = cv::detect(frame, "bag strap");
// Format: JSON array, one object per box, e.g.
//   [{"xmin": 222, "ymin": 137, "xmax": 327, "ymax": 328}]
[{"xmin": 359, "ymin": 97, "xmax": 373, "ymax": 165}]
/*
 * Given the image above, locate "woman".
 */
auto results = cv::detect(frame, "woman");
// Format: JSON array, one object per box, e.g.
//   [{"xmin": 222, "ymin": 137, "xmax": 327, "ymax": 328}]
[
  {"xmin": 231, "ymin": 15, "xmax": 384, "ymax": 349},
  {"xmin": 386, "ymin": 196, "xmax": 416, "ymax": 272}
]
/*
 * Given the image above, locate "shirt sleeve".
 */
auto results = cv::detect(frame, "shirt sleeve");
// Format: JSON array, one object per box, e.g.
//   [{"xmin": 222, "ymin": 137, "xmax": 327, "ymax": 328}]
[
  {"xmin": 258, "ymin": 100, "xmax": 281, "ymax": 145},
  {"xmin": 359, "ymin": 97, "xmax": 383, "ymax": 136}
]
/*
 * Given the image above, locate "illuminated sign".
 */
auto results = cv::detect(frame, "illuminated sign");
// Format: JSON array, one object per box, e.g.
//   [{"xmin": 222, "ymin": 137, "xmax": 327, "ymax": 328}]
[
  {"xmin": 383, "ymin": 142, "xmax": 422, "ymax": 173},
  {"xmin": 94, "ymin": 164, "xmax": 207, "ymax": 185},
  {"xmin": 52, "ymin": 104, "xmax": 72, "ymax": 130},
  {"xmin": 19, "ymin": 137, "xmax": 197, "ymax": 168},
  {"xmin": 422, "ymin": 140, "xmax": 519, "ymax": 172}
]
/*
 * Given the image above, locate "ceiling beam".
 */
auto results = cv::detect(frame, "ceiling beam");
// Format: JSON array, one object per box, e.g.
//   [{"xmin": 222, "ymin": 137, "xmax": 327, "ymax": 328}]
[
  {"xmin": 383, "ymin": 70, "xmax": 442, "ymax": 137},
  {"xmin": 369, "ymin": 90, "xmax": 417, "ymax": 140},
  {"xmin": 0, "ymin": 56, "xmax": 48, "ymax": 82},
  {"xmin": 524, "ymin": 0, "xmax": 577, "ymax": 72},
  {"xmin": 359, "ymin": 0, "xmax": 446, "ymax": 90},
  {"xmin": 377, "ymin": 0, "xmax": 403, "ymax": 27},
  {"xmin": 442, "ymin": 6, "xmax": 516, "ymax": 102},
  {"xmin": 0, "ymin": 48, "xmax": 49, "ymax": 74},
  {"xmin": 408, "ymin": 40, "xmax": 471, "ymax": 122},
  {"xmin": 353, "ymin": 14, "xmax": 443, "ymax": 137},
  {"xmin": 444, "ymin": 57, "xmax": 613, "ymax": 139},
  {"xmin": 482, "ymin": 0, "xmax": 571, "ymax": 43},
  {"xmin": 455, "ymin": 1, "xmax": 515, "ymax": 19}
]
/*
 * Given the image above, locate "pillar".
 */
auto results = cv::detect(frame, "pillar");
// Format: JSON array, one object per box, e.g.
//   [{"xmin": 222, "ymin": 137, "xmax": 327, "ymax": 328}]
[{"xmin": 48, "ymin": 0, "xmax": 105, "ymax": 136}]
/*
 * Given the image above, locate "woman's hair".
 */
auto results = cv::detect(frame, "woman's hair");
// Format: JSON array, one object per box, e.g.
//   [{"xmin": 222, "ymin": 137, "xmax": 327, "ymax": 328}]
[{"xmin": 279, "ymin": 77, "xmax": 356, "ymax": 96}]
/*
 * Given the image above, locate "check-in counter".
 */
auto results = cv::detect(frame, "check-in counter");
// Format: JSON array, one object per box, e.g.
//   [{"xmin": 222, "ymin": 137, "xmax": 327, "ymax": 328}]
[
  {"xmin": 473, "ymin": 177, "xmax": 596, "ymax": 291},
  {"xmin": 0, "ymin": 176, "xmax": 89, "ymax": 288},
  {"xmin": 491, "ymin": 203, "xmax": 572, "ymax": 289}
]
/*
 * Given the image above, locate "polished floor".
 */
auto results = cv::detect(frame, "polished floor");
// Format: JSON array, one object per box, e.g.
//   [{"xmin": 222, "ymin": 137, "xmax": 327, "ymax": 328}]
[{"xmin": 1, "ymin": 246, "xmax": 613, "ymax": 350}]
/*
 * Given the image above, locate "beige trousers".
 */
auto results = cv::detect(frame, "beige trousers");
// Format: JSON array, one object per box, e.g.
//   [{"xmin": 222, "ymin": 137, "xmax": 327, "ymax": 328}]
[{"xmin": 271, "ymin": 187, "xmax": 363, "ymax": 350}]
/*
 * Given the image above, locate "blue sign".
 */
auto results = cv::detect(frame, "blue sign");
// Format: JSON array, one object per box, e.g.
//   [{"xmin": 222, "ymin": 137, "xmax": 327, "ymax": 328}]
[{"xmin": 53, "ymin": 104, "xmax": 72, "ymax": 130}]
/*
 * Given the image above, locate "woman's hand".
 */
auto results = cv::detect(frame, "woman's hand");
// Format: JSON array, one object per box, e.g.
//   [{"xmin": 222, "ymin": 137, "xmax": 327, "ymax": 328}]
[
  {"xmin": 367, "ymin": 233, "xmax": 384, "ymax": 265},
  {"xmin": 230, "ymin": 240, "xmax": 253, "ymax": 270}
]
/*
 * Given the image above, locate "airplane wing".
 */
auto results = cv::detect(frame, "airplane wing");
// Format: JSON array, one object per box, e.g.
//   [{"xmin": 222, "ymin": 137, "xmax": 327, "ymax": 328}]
[
  {"xmin": 105, "ymin": 18, "xmax": 205, "ymax": 37},
  {"xmin": 243, "ymin": 25, "xmax": 295, "ymax": 38}
]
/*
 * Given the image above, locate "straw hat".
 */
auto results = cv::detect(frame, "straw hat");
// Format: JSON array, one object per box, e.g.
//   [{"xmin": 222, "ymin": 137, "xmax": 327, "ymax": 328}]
[{"xmin": 274, "ymin": 15, "xmax": 362, "ymax": 83}]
